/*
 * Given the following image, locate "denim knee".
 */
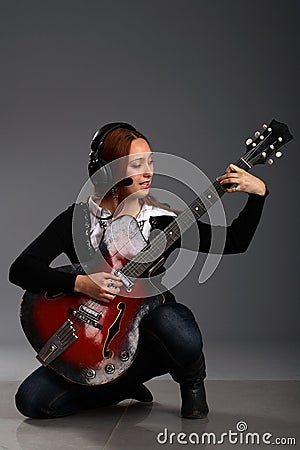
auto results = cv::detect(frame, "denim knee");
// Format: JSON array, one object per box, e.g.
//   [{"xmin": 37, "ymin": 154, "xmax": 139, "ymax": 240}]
[
  {"xmin": 15, "ymin": 383, "xmax": 48, "ymax": 419},
  {"xmin": 15, "ymin": 381, "xmax": 78, "ymax": 419},
  {"xmin": 15, "ymin": 366, "xmax": 79, "ymax": 419},
  {"xmin": 141, "ymin": 302, "xmax": 203, "ymax": 366}
]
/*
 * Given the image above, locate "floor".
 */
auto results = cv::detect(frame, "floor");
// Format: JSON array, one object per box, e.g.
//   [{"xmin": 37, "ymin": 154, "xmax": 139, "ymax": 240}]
[
  {"xmin": 1, "ymin": 379, "xmax": 299, "ymax": 450},
  {"xmin": 1, "ymin": 340, "xmax": 300, "ymax": 381}
]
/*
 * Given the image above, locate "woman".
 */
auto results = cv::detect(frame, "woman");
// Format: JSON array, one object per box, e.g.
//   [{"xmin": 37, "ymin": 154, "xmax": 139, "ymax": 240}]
[{"xmin": 9, "ymin": 122, "xmax": 268, "ymax": 419}]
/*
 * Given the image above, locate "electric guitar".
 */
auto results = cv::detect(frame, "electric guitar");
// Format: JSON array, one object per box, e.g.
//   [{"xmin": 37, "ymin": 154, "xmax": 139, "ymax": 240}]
[{"xmin": 20, "ymin": 119, "xmax": 293, "ymax": 385}]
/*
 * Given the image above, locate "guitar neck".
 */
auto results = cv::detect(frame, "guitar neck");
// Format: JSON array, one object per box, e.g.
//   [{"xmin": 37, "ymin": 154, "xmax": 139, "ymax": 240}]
[{"xmin": 122, "ymin": 156, "xmax": 252, "ymax": 280}]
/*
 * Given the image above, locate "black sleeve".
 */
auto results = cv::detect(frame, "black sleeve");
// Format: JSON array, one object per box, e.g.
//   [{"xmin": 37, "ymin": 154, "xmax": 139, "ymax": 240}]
[
  {"xmin": 182, "ymin": 189, "xmax": 269, "ymax": 254},
  {"xmin": 9, "ymin": 205, "xmax": 78, "ymax": 293}
]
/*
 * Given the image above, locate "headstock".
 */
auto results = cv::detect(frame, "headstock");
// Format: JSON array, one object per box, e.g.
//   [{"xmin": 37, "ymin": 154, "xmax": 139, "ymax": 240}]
[{"xmin": 243, "ymin": 119, "xmax": 293, "ymax": 167}]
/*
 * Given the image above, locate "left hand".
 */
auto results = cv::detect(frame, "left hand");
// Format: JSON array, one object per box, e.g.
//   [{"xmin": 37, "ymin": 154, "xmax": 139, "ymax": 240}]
[{"xmin": 216, "ymin": 164, "xmax": 266, "ymax": 196}]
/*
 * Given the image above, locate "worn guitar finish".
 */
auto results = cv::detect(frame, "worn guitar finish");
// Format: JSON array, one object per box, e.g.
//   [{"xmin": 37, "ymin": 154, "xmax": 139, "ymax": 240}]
[
  {"xmin": 21, "ymin": 216, "xmax": 164, "ymax": 385},
  {"xmin": 20, "ymin": 119, "xmax": 293, "ymax": 385},
  {"xmin": 22, "ymin": 274, "xmax": 163, "ymax": 385}
]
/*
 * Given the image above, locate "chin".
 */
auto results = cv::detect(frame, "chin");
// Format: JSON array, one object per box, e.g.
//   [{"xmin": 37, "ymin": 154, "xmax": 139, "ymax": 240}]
[
  {"xmin": 133, "ymin": 189, "xmax": 149, "ymax": 199},
  {"xmin": 138, "ymin": 190, "xmax": 149, "ymax": 198}
]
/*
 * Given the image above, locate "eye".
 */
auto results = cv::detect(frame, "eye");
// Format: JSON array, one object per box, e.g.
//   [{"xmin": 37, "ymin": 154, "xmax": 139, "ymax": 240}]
[{"xmin": 131, "ymin": 163, "xmax": 142, "ymax": 169}]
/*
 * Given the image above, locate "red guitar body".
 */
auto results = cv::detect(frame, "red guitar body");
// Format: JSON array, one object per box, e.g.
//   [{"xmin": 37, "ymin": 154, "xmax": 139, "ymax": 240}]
[
  {"xmin": 20, "ymin": 215, "xmax": 164, "ymax": 386},
  {"xmin": 21, "ymin": 277, "xmax": 163, "ymax": 386}
]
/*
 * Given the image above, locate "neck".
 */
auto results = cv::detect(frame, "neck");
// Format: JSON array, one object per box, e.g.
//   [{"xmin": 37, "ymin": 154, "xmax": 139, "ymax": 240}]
[
  {"xmin": 99, "ymin": 194, "xmax": 142, "ymax": 219},
  {"xmin": 114, "ymin": 196, "xmax": 142, "ymax": 219}
]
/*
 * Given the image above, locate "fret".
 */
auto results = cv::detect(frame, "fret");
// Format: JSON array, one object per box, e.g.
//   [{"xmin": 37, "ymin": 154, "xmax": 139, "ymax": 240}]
[
  {"xmin": 199, "ymin": 189, "xmax": 219, "ymax": 210},
  {"xmin": 120, "ymin": 180, "xmax": 229, "ymax": 280},
  {"xmin": 174, "ymin": 209, "xmax": 194, "ymax": 234},
  {"xmin": 190, "ymin": 198, "xmax": 207, "ymax": 218},
  {"xmin": 119, "ymin": 149, "xmax": 267, "ymax": 281},
  {"xmin": 121, "ymin": 184, "xmax": 225, "ymax": 279}
]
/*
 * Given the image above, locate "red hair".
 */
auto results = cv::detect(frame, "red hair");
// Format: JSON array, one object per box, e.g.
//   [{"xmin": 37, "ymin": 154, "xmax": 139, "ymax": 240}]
[{"xmin": 94, "ymin": 128, "xmax": 177, "ymax": 213}]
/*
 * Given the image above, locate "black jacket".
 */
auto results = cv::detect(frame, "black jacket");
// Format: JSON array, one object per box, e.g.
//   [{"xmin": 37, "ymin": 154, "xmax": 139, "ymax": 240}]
[{"xmin": 9, "ymin": 191, "xmax": 268, "ymax": 295}]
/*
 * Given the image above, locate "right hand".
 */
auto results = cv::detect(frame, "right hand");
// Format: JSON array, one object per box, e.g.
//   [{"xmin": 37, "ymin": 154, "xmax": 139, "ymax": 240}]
[{"xmin": 74, "ymin": 272, "xmax": 123, "ymax": 303}]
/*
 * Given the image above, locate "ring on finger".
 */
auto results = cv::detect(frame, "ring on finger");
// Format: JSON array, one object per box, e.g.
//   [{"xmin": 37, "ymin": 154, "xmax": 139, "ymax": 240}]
[{"xmin": 107, "ymin": 280, "xmax": 115, "ymax": 288}]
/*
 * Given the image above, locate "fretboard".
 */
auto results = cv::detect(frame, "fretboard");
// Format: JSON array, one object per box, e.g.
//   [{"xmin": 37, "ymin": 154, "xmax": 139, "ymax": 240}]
[{"xmin": 120, "ymin": 156, "xmax": 252, "ymax": 280}]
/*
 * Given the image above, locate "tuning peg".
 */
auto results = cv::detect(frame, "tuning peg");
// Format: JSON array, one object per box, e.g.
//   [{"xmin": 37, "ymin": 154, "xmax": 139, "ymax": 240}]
[
  {"xmin": 262, "ymin": 124, "xmax": 268, "ymax": 129},
  {"xmin": 260, "ymin": 135, "xmax": 265, "ymax": 140},
  {"xmin": 262, "ymin": 151, "xmax": 267, "ymax": 158},
  {"xmin": 275, "ymin": 151, "xmax": 282, "ymax": 158},
  {"xmin": 270, "ymin": 144, "xmax": 275, "ymax": 150},
  {"xmin": 254, "ymin": 131, "xmax": 260, "ymax": 138},
  {"xmin": 267, "ymin": 158, "xmax": 274, "ymax": 165},
  {"xmin": 252, "ymin": 142, "xmax": 257, "ymax": 147},
  {"xmin": 278, "ymin": 137, "xmax": 283, "ymax": 142},
  {"xmin": 246, "ymin": 138, "xmax": 253, "ymax": 145},
  {"xmin": 268, "ymin": 127, "xmax": 272, "ymax": 132}
]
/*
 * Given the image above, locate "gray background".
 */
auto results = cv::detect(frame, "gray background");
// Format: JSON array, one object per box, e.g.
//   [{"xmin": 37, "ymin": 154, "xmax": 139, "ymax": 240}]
[{"xmin": 1, "ymin": 0, "xmax": 299, "ymax": 380}]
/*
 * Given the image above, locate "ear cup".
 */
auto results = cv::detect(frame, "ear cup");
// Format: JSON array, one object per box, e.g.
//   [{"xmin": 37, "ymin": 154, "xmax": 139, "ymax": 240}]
[
  {"xmin": 88, "ymin": 155, "xmax": 113, "ymax": 190},
  {"xmin": 88, "ymin": 122, "xmax": 136, "ymax": 190}
]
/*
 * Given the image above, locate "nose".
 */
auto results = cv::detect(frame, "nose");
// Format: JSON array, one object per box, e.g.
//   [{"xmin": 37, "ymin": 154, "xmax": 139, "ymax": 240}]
[{"xmin": 144, "ymin": 161, "xmax": 153, "ymax": 176}]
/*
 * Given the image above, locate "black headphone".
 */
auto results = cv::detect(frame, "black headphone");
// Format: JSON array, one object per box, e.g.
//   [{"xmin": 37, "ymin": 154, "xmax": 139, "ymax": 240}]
[{"xmin": 88, "ymin": 122, "xmax": 137, "ymax": 191}]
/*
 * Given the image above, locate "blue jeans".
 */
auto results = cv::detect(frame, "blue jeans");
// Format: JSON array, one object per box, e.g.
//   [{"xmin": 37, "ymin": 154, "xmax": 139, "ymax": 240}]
[{"xmin": 16, "ymin": 302, "xmax": 204, "ymax": 418}]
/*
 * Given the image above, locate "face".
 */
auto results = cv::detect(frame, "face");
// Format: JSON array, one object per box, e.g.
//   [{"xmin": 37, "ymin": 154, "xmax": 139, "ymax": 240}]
[{"xmin": 122, "ymin": 138, "xmax": 154, "ymax": 199}]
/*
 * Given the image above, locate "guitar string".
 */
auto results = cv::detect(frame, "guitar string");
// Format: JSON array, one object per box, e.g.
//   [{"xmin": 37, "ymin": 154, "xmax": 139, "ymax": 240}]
[
  {"xmin": 71, "ymin": 162, "xmax": 249, "ymax": 324},
  {"xmin": 83, "ymin": 132, "xmax": 273, "ymax": 317},
  {"xmin": 69, "ymin": 131, "xmax": 274, "ymax": 322},
  {"xmin": 120, "ymin": 133, "xmax": 273, "ymax": 279},
  {"xmin": 50, "ymin": 130, "xmax": 287, "ymax": 369},
  {"xmin": 122, "ymin": 157, "xmax": 251, "ymax": 276}
]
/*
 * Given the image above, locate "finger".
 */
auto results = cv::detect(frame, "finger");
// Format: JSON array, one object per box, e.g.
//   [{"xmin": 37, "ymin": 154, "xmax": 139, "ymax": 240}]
[
  {"xmin": 225, "ymin": 185, "xmax": 239, "ymax": 193},
  {"xmin": 105, "ymin": 279, "xmax": 123, "ymax": 289},
  {"xmin": 228, "ymin": 163, "xmax": 240, "ymax": 172},
  {"xmin": 217, "ymin": 168, "xmax": 229, "ymax": 177},
  {"xmin": 103, "ymin": 281, "xmax": 121, "ymax": 292},
  {"xmin": 218, "ymin": 163, "xmax": 242, "ymax": 180},
  {"xmin": 223, "ymin": 163, "xmax": 237, "ymax": 173},
  {"xmin": 104, "ymin": 273, "xmax": 122, "ymax": 281},
  {"xmin": 110, "ymin": 280, "xmax": 123, "ymax": 287},
  {"xmin": 104, "ymin": 292, "xmax": 117, "ymax": 300},
  {"xmin": 99, "ymin": 292, "xmax": 116, "ymax": 302},
  {"xmin": 106, "ymin": 286, "xmax": 121, "ymax": 295},
  {"xmin": 219, "ymin": 177, "xmax": 240, "ymax": 185},
  {"xmin": 216, "ymin": 173, "xmax": 239, "ymax": 182}
]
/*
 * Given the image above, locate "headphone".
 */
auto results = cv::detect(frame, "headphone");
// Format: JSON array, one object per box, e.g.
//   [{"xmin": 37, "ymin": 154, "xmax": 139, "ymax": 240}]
[{"xmin": 88, "ymin": 122, "xmax": 137, "ymax": 191}]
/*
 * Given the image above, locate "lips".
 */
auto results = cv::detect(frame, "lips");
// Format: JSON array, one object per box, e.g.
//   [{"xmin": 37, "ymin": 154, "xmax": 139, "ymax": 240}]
[{"xmin": 139, "ymin": 181, "xmax": 151, "ymax": 189}]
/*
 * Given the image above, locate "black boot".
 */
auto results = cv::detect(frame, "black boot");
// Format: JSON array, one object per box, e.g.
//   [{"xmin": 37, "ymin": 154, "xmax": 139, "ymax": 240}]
[
  {"xmin": 180, "ymin": 380, "xmax": 209, "ymax": 419},
  {"xmin": 127, "ymin": 383, "xmax": 153, "ymax": 402},
  {"xmin": 171, "ymin": 352, "xmax": 209, "ymax": 419}
]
